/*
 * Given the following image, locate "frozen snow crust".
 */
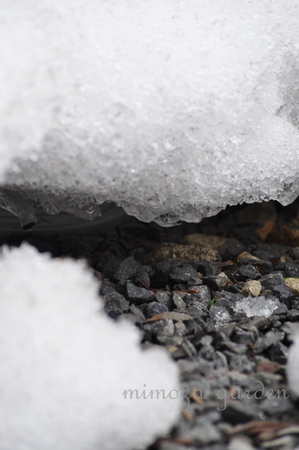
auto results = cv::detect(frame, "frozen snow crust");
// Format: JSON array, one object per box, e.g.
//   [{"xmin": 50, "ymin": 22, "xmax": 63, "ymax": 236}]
[
  {"xmin": 0, "ymin": 245, "xmax": 181, "ymax": 450},
  {"xmin": 1, "ymin": 1, "xmax": 299, "ymax": 225}
]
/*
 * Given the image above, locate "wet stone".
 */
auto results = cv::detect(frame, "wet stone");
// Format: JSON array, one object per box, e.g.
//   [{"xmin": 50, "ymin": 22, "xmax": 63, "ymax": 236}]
[{"xmin": 144, "ymin": 301, "xmax": 168, "ymax": 319}]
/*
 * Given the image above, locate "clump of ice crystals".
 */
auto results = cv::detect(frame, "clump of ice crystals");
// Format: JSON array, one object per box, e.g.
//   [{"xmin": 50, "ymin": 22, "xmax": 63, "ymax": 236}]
[
  {"xmin": 1, "ymin": 1, "xmax": 299, "ymax": 225},
  {"xmin": 233, "ymin": 296, "xmax": 282, "ymax": 318},
  {"xmin": 0, "ymin": 244, "xmax": 181, "ymax": 450}
]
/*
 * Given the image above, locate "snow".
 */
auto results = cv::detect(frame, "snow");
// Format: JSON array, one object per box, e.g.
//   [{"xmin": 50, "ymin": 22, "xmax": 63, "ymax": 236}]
[
  {"xmin": 0, "ymin": 1, "xmax": 299, "ymax": 225},
  {"xmin": 0, "ymin": 245, "xmax": 181, "ymax": 450},
  {"xmin": 287, "ymin": 333, "xmax": 299, "ymax": 397}
]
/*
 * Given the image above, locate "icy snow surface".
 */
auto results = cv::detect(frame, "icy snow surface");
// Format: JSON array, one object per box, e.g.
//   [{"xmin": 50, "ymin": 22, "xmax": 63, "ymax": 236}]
[
  {"xmin": 1, "ymin": 1, "xmax": 299, "ymax": 225},
  {"xmin": 233, "ymin": 296, "xmax": 283, "ymax": 319},
  {"xmin": 0, "ymin": 245, "xmax": 181, "ymax": 450}
]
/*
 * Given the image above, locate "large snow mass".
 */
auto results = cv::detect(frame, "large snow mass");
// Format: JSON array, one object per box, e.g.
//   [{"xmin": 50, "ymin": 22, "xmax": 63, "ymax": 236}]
[
  {"xmin": 0, "ymin": 1, "xmax": 299, "ymax": 225},
  {"xmin": 0, "ymin": 245, "xmax": 181, "ymax": 450}
]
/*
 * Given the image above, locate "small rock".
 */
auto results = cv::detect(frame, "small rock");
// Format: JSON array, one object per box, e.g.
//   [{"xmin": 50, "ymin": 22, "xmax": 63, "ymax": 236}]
[
  {"xmin": 203, "ymin": 272, "xmax": 231, "ymax": 290},
  {"xmin": 260, "ymin": 273, "xmax": 294, "ymax": 307},
  {"xmin": 253, "ymin": 331, "xmax": 285, "ymax": 354},
  {"xmin": 114, "ymin": 256, "xmax": 140, "ymax": 281},
  {"xmin": 218, "ymin": 239, "xmax": 246, "ymax": 261},
  {"xmin": 229, "ymin": 354, "xmax": 254, "ymax": 374},
  {"xmin": 285, "ymin": 277, "xmax": 299, "ymax": 295},
  {"xmin": 286, "ymin": 309, "xmax": 299, "ymax": 321},
  {"xmin": 126, "ymin": 282, "xmax": 154, "ymax": 304},
  {"xmin": 155, "ymin": 291, "xmax": 173, "ymax": 309},
  {"xmin": 239, "ymin": 280, "xmax": 262, "ymax": 297},
  {"xmin": 238, "ymin": 264, "xmax": 261, "ymax": 281},
  {"xmin": 283, "ymin": 262, "xmax": 299, "ymax": 278},
  {"xmin": 153, "ymin": 242, "xmax": 221, "ymax": 262},
  {"xmin": 221, "ymin": 400, "xmax": 258, "ymax": 424},
  {"xmin": 185, "ymin": 233, "xmax": 227, "ymax": 249},
  {"xmin": 144, "ymin": 302, "xmax": 168, "ymax": 318},
  {"xmin": 172, "ymin": 292, "xmax": 187, "ymax": 309},
  {"xmin": 237, "ymin": 252, "xmax": 260, "ymax": 263},
  {"xmin": 169, "ymin": 262, "xmax": 198, "ymax": 283}
]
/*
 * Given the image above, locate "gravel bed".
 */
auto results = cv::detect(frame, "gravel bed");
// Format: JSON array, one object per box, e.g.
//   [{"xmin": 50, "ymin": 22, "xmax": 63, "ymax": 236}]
[{"xmin": 5, "ymin": 199, "xmax": 299, "ymax": 450}]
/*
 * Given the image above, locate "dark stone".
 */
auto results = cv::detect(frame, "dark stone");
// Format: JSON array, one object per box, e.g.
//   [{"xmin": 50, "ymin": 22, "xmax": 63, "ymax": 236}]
[
  {"xmin": 239, "ymin": 316, "xmax": 270, "ymax": 331},
  {"xmin": 202, "ymin": 274, "xmax": 229, "ymax": 291},
  {"xmin": 190, "ymin": 330, "xmax": 207, "ymax": 349},
  {"xmin": 103, "ymin": 290, "xmax": 129, "ymax": 312},
  {"xmin": 114, "ymin": 256, "xmax": 140, "ymax": 281},
  {"xmin": 100, "ymin": 280, "xmax": 117, "ymax": 296},
  {"xmin": 126, "ymin": 281, "xmax": 154, "ymax": 304},
  {"xmin": 214, "ymin": 332, "xmax": 247, "ymax": 354},
  {"xmin": 268, "ymin": 341, "xmax": 289, "ymax": 364},
  {"xmin": 198, "ymin": 344, "xmax": 215, "ymax": 361},
  {"xmin": 155, "ymin": 291, "xmax": 173, "ymax": 309},
  {"xmin": 232, "ymin": 328, "xmax": 256, "ymax": 345},
  {"xmin": 104, "ymin": 297, "xmax": 123, "ymax": 318},
  {"xmin": 287, "ymin": 309, "xmax": 299, "ymax": 321},
  {"xmin": 253, "ymin": 331, "xmax": 285, "ymax": 354},
  {"xmin": 252, "ymin": 260, "xmax": 274, "ymax": 275},
  {"xmin": 218, "ymin": 239, "xmax": 246, "ymax": 261},
  {"xmin": 169, "ymin": 262, "xmax": 198, "ymax": 283},
  {"xmin": 221, "ymin": 401, "xmax": 258, "ymax": 424},
  {"xmin": 238, "ymin": 264, "xmax": 261, "ymax": 281},
  {"xmin": 196, "ymin": 261, "xmax": 221, "ymax": 276},
  {"xmin": 260, "ymin": 273, "xmax": 294, "ymax": 307},
  {"xmin": 184, "ymin": 287, "xmax": 212, "ymax": 308},
  {"xmin": 260, "ymin": 397, "xmax": 294, "ymax": 417},
  {"xmin": 132, "ymin": 268, "xmax": 151, "ymax": 288},
  {"xmin": 228, "ymin": 354, "xmax": 254, "ymax": 374},
  {"xmin": 282, "ymin": 261, "xmax": 299, "ymax": 278},
  {"xmin": 252, "ymin": 243, "xmax": 289, "ymax": 261},
  {"xmin": 99, "ymin": 254, "xmax": 123, "ymax": 279},
  {"xmin": 172, "ymin": 292, "xmax": 186, "ymax": 309},
  {"xmin": 144, "ymin": 302, "xmax": 168, "ymax": 318}
]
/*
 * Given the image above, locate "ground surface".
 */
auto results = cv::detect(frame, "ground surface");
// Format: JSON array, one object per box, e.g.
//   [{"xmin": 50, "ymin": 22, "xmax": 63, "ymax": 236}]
[{"xmin": 5, "ymin": 199, "xmax": 299, "ymax": 450}]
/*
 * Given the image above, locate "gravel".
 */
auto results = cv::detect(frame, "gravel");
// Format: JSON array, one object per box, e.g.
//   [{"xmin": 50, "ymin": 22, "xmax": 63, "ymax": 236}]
[{"xmin": 5, "ymin": 198, "xmax": 299, "ymax": 450}]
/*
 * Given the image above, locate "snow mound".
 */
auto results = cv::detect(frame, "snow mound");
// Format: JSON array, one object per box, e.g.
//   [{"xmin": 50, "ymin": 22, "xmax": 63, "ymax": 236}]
[
  {"xmin": 1, "ymin": 1, "xmax": 299, "ymax": 225},
  {"xmin": 0, "ymin": 245, "xmax": 181, "ymax": 450},
  {"xmin": 287, "ymin": 333, "xmax": 299, "ymax": 396}
]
